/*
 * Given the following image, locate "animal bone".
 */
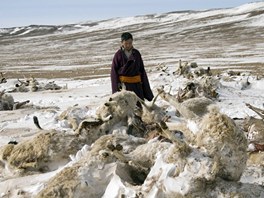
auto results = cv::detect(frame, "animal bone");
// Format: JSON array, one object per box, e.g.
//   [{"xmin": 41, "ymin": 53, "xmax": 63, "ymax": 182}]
[
  {"xmin": 157, "ymin": 121, "xmax": 191, "ymax": 157},
  {"xmin": 246, "ymin": 103, "xmax": 264, "ymax": 119}
]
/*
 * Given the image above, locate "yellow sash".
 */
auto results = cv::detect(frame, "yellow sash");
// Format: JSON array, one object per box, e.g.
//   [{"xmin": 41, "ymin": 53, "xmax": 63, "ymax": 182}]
[{"xmin": 119, "ymin": 75, "xmax": 141, "ymax": 83}]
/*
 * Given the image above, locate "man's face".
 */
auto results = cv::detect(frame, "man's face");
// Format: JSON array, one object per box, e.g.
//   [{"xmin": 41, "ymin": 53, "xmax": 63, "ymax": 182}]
[{"xmin": 121, "ymin": 39, "xmax": 133, "ymax": 51}]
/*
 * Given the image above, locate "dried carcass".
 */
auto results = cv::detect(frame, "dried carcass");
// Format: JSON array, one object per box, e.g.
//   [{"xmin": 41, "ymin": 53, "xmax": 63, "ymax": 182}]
[
  {"xmin": 244, "ymin": 103, "xmax": 264, "ymax": 153},
  {"xmin": 0, "ymin": 72, "xmax": 7, "ymax": 84},
  {"xmin": 158, "ymin": 87, "xmax": 213, "ymax": 120},
  {"xmin": 0, "ymin": 90, "xmax": 30, "ymax": 110}
]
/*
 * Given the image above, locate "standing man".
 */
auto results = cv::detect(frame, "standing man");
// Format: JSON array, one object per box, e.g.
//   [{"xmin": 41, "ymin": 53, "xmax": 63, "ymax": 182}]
[{"xmin": 111, "ymin": 32, "xmax": 154, "ymax": 101}]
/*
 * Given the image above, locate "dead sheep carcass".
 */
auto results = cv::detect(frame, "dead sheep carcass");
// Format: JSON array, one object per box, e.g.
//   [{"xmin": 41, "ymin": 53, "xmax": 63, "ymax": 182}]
[
  {"xmin": 56, "ymin": 105, "xmax": 90, "ymax": 131},
  {"xmin": 0, "ymin": 129, "xmax": 91, "ymax": 175},
  {"xmin": 11, "ymin": 77, "xmax": 63, "ymax": 92},
  {"xmin": 195, "ymin": 106, "xmax": 248, "ymax": 181},
  {"xmin": 0, "ymin": 91, "xmax": 139, "ymax": 175},
  {"xmin": 0, "ymin": 72, "xmax": 7, "ymax": 84},
  {"xmin": 244, "ymin": 103, "xmax": 264, "ymax": 152},
  {"xmin": 176, "ymin": 76, "xmax": 219, "ymax": 102},
  {"xmin": 14, "ymin": 108, "xmax": 253, "ymax": 197},
  {"xmin": 35, "ymin": 134, "xmax": 150, "ymax": 198},
  {"xmin": 174, "ymin": 60, "xmax": 192, "ymax": 78},
  {"xmin": 0, "ymin": 90, "xmax": 169, "ymax": 177},
  {"xmin": 174, "ymin": 60, "xmax": 212, "ymax": 79},
  {"xmin": 76, "ymin": 90, "xmax": 146, "ymax": 137},
  {"xmin": 35, "ymin": 133, "xmax": 175, "ymax": 198},
  {"xmin": 242, "ymin": 103, "xmax": 264, "ymax": 168},
  {"xmin": 193, "ymin": 66, "xmax": 212, "ymax": 77},
  {"xmin": 37, "ymin": 127, "xmax": 261, "ymax": 198},
  {"xmin": 196, "ymin": 76, "xmax": 219, "ymax": 99},
  {"xmin": 77, "ymin": 89, "xmax": 170, "ymax": 138},
  {"xmin": 140, "ymin": 90, "xmax": 170, "ymax": 125},
  {"xmin": 141, "ymin": 108, "xmax": 249, "ymax": 197},
  {"xmin": 56, "ymin": 89, "xmax": 169, "ymax": 143},
  {"xmin": 0, "ymin": 90, "xmax": 30, "ymax": 110},
  {"xmin": 12, "ymin": 77, "xmax": 38, "ymax": 92},
  {"xmin": 0, "ymin": 120, "xmax": 131, "ymax": 176},
  {"xmin": 158, "ymin": 87, "xmax": 214, "ymax": 120}
]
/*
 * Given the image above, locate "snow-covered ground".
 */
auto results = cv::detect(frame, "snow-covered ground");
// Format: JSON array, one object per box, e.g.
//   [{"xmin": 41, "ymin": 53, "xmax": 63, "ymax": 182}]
[
  {"xmin": 0, "ymin": 65, "xmax": 264, "ymax": 197},
  {"xmin": 0, "ymin": 2, "xmax": 264, "ymax": 198}
]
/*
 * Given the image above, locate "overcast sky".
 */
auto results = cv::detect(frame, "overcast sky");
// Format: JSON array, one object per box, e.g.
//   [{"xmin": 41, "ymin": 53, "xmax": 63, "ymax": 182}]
[{"xmin": 0, "ymin": 0, "xmax": 258, "ymax": 28}]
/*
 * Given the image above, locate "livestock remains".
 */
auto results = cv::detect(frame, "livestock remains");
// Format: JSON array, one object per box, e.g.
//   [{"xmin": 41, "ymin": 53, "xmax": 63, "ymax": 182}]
[
  {"xmin": 0, "ymin": 90, "xmax": 30, "ymax": 110},
  {"xmin": 0, "ymin": 83, "xmax": 263, "ymax": 197}
]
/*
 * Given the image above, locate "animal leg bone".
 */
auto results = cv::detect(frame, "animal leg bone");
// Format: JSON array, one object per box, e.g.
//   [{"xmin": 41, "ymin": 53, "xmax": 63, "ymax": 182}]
[{"xmin": 246, "ymin": 103, "xmax": 264, "ymax": 119}]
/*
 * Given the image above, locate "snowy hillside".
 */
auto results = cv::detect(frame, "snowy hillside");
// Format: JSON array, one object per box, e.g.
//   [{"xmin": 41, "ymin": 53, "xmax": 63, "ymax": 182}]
[{"xmin": 0, "ymin": 2, "xmax": 263, "ymax": 79}]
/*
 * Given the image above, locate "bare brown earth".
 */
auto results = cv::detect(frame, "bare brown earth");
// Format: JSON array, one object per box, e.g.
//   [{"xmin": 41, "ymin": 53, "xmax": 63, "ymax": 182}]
[{"xmin": 2, "ymin": 67, "xmax": 111, "ymax": 80}]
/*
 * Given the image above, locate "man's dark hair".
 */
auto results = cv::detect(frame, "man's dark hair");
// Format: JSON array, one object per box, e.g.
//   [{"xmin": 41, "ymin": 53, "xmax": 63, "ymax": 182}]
[{"xmin": 121, "ymin": 32, "xmax": 133, "ymax": 42}]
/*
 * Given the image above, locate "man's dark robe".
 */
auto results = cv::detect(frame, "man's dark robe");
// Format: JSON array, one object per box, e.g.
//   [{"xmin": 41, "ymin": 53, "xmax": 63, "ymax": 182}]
[{"xmin": 111, "ymin": 48, "xmax": 154, "ymax": 101}]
